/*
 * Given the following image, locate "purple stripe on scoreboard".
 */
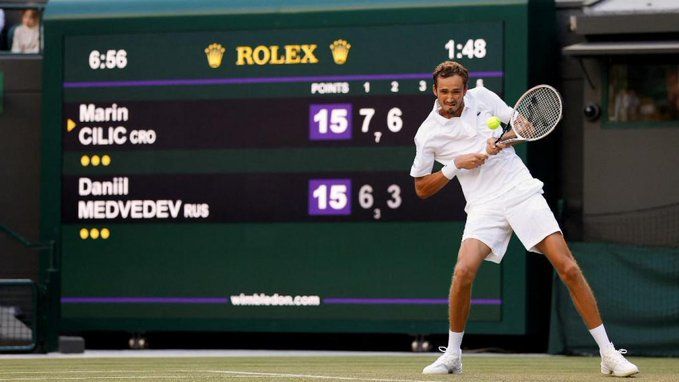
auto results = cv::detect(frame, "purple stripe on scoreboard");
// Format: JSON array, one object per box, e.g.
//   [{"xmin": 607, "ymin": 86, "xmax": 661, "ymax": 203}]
[
  {"xmin": 63, "ymin": 71, "xmax": 504, "ymax": 88},
  {"xmin": 61, "ymin": 297, "xmax": 229, "ymax": 304},
  {"xmin": 61, "ymin": 297, "xmax": 501, "ymax": 305},
  {"xmin": 322, "ymin": 298, "xmax": 502, "ymax": 305}
]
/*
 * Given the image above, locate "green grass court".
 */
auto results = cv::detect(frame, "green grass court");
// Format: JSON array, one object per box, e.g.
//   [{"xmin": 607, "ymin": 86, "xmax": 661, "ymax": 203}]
[{"xmin": 1, "ymin": 354, "xmax": 678, "ymax": 381}]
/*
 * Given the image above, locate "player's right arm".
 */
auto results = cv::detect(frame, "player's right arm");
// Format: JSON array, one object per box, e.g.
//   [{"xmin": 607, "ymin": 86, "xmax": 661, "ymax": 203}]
[
  {"xmin": 414, "ymin": 172, "xmax": 449, "ymax": 199},
  {"xmin": 413, "ymin": 153, "xmax": 488, "ymax": 199}
]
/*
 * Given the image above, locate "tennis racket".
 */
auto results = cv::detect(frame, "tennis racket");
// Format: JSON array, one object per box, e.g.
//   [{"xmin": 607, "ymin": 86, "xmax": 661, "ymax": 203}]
[{"xmin": 495, "ymin": 84, "xmax": 563, "ymax": 144}]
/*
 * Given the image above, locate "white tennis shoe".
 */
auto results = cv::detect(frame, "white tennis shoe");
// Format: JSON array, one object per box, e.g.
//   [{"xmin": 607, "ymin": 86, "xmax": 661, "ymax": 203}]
[
  {"xmin": 600, "ymin": 344, "xmax": 639, "ymax": 377},
  {"xmin": 422, "ymin": 347, "xmax": 462, "ymax": 375}
]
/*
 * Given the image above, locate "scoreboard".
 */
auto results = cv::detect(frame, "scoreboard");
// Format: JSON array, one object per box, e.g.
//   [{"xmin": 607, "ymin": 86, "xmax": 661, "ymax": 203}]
[{"xmin": 41, "ymin": 0, "xmax": 546, "ymax": 337}]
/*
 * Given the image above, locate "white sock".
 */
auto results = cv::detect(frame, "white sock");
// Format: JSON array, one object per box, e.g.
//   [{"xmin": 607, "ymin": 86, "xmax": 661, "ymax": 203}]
[
  {"xmin": 446, "ymin": 331, "xmax": 464, "ymax": 354},
  {"xmin": 589, "ymin": 324, "xmax": 613, "ymax": 352}
]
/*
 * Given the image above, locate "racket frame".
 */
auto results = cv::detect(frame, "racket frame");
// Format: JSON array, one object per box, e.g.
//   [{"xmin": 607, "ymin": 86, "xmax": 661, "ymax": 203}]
[{"xmin": 495, "ymin": 84, "xmax": 563, "ymax": 144}]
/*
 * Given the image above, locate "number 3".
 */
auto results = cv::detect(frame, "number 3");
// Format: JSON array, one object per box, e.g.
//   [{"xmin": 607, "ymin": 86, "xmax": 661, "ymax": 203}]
[{"xmin": 387, "ymin": 184, "xmax": 401, "ymax": 209}]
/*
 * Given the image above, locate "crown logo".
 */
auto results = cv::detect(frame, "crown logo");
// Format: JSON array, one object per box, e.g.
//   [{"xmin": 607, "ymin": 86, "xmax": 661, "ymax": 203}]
[
  {"xmin": 330, "ymin": 39, "xmax": 351, "ymax": 65},
  {"xmin": 204, "ymin": 43, "xmax": 226, "ymax": 68}
]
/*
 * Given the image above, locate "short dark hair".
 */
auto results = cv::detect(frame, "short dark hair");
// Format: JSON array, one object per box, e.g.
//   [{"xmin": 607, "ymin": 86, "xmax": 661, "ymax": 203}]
[{"xmin": 432, "ymin": 61, "xmax": 469, "ymax": 88}]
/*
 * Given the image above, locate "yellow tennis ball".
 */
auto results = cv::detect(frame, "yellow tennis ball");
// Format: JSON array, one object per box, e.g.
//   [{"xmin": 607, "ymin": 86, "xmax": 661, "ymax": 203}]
[{"xmin": 486, "ymin": 116, "xmax": 501, "ymax": 130}]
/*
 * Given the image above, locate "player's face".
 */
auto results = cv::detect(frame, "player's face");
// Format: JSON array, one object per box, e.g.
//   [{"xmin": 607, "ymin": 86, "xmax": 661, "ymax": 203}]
[{"xmin": 433, "ymin": 75, "xmax": 467, "ymax": 118}]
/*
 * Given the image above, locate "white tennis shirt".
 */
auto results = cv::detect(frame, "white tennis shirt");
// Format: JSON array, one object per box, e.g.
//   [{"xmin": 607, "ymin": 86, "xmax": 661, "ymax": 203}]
[{"xmin": 410, "ymin": 86, "xmax": 542, "ymax": 210}]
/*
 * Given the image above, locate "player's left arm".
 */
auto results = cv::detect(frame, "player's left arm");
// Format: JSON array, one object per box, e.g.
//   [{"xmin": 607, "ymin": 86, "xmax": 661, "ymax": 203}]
[
  {"xmin": 485, "ymin": 89, "xmax": 535, "ymax": 146},
  {"xmin": 478, "ymin": 87, "xmax": 513, "ymax": 124},
  {"xmin": 476, "ymin": 88, "xmax": 522, "ymax": 152}
]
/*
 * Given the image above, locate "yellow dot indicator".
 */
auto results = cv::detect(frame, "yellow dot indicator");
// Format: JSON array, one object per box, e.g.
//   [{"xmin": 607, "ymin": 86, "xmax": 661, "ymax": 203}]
[
  {"xmin": 102, "ymin": 155, "xmax": 111, "ymax": 166},
  {"xmin": 90, "ymin": 228, "xmax": 100, "ymax": 239},
  {"xmin": 81, "ymin": 155, "xmax": 90, "ymax": 167},
  {"xmin": 91, "ymin": 155, "xmax": 101, "ymax": 166},
  {"xmin": 101, "ymin": 228, "xmax": 110, "ymax": 239},
  {"xmin": 79, "ymin": 228, "xmax": 89, "ymax": 240}
]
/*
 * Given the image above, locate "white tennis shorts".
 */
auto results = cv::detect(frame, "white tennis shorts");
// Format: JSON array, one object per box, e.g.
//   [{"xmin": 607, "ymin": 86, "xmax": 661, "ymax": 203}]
[{"xmin": 462, "ymin": 189, "xmax": 561, "ymax": 264}]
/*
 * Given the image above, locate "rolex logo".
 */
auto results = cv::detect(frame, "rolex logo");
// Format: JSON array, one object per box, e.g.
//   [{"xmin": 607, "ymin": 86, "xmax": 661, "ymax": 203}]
[
  {"xmin": 330, "ymin": 39, "xmax": 351, "ymax": 65},
  {"xmin": 204, "ymin": 43, "xmax": 226, "ymax": 68}
]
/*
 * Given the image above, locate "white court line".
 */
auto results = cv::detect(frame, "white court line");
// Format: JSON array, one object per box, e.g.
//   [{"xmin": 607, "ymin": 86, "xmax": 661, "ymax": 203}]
[
  {"xmin": 0, "ymin": 369, "xmax": 439, "ymax": 382},
  {"xmin": 228, "ymin": 377, "xmax": 272, "ymax": 379},
  {"xmin": 197, "ymin": 370, "xmax": 442, "ymax": 382},
  {"xmin": 0, "ymin": 370, "xmax": 431, "ymax": 382}
]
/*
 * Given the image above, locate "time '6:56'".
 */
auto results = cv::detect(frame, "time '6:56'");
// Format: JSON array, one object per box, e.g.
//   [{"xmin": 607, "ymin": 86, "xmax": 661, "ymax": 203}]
[{"xmin": 89, "ymin": 49, "xmax": 128, "ymax": 70}]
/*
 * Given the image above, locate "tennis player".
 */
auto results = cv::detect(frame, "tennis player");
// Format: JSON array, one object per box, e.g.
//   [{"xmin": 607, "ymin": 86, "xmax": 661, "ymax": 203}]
[{"xmin": 411, "ymin": 61, "xmax": 638, "ymax": 377}]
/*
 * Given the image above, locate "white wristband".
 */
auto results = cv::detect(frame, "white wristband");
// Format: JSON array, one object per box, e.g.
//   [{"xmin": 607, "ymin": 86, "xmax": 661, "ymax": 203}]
[{"xmin": 441, "ymin": 159, "xmax": 459, "ymax": 180}]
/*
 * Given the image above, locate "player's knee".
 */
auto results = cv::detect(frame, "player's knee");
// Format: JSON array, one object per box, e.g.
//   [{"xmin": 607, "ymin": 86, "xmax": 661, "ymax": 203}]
[
  {"xmin": 558, "ymin": 261, "xmax": 582, "ymax": 284},
  {"xmin": 453, "ymin": 263, "xmax": 476, "ymax": 287}
]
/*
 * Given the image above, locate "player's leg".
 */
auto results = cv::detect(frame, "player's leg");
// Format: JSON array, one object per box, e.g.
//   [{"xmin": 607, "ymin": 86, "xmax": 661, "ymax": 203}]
[
  {"xmin": 535, "ymin": 233, "xmax": 601, "ymax": 328},
  {"xmin": 423, "ymin": 238, "xmax": 489, "ymax": 375},
  {"xmin": 449, "ymin": 238, "xmax": 492, "ymax": 332},
  {"xmin": 536, "ymin": 233, "xmax": 639, "ymax": 377},
  {"xmin": 506, "ymin": 193, "xmax": 604, "ymax": 330},
  {"xmin": 507, "ymin": 191, "xmax": 638, "ymax": 377},
  {"xmin": 423, "ymin": 205, "xmax": 511, "ymax": 375}
]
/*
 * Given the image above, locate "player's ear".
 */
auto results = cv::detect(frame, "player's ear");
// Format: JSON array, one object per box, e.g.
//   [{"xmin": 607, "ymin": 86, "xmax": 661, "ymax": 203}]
[{"xmin": 432, "ymin": 83, "xmax": 438, "ymax": 97}]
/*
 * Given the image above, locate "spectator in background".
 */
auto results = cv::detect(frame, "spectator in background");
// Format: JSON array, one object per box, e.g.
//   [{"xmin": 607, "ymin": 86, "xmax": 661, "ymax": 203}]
[
  {"xmin": 0, "ymin": 9, "xmax": 5, "ymax": 49},
  {"xmin": 11, "ymin": 9, "xmax": 40, "ymax": 53}
]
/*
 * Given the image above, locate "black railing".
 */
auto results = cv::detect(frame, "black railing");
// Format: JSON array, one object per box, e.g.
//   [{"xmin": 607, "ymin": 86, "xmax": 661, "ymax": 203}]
[{"xmin": 0, "ymin": 224, "xmax": 55, "ymax": 352}]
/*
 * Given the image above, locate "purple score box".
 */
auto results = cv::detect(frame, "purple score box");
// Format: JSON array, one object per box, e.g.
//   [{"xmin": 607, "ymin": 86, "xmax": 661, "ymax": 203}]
[
  {"xmin": 308, "ymin": 179, "xmax": 352, "ymax": 216},
  {"xmin": 309, "ymin": 104, "xmax": 353, "ymax": 141}
]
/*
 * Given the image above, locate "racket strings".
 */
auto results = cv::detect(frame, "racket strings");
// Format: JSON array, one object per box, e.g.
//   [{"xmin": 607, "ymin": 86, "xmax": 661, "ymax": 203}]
[{"xmin": 512, "ymin": 87, "xmax": 562, "ymax": 140}]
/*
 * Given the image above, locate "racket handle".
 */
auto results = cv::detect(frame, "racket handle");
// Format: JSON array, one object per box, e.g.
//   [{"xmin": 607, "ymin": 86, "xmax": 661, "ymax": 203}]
[
  {"xmin": 497, "ymin": 137, "xmax": 524, "ymax": 145},
  {"xmin": 494, "ymin": 121, "xmax": 509, "ymax": 143}
]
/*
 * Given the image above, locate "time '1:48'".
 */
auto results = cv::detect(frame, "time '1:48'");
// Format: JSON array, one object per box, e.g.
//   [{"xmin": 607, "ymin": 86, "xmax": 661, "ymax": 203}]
[{"xmin": 444, "ymin": 39, "xmax": 486, "ymax": 59}]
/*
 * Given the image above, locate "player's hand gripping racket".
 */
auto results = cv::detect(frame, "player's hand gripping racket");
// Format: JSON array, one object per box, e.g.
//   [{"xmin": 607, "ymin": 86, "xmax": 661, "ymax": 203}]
[{"xmin": 495, "ymin": 84, "xmax": 563, "ymax": 144}]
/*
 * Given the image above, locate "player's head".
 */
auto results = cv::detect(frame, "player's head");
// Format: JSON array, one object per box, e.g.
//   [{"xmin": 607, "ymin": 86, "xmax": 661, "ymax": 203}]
[
  {"xmin": 432, "ymin": 61, "xmax": 468, "ymax": 118},
  {"xmin": 432, "ymin": 61, "xmax": 469, "ymax": 88}
]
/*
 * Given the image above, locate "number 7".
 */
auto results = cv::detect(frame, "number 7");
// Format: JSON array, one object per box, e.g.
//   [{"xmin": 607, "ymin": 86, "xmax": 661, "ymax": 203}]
[{"xmin": 359, "ymin": 108, "xmax": 375, "ymax": 132}]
